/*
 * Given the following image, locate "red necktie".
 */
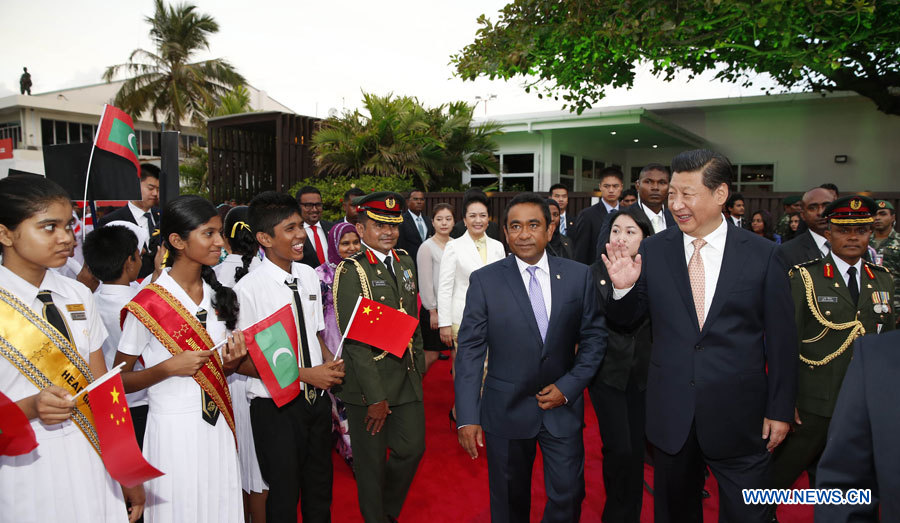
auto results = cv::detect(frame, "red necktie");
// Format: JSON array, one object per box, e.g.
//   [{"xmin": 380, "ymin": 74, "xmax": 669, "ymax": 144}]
[{"xmin": 312, "ymin": 225, "xmax": 326, "ymax": 265}]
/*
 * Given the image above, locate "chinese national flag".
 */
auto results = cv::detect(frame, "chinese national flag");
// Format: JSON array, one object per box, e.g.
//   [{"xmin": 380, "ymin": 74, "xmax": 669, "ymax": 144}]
[
  {"xmin": 243, "ymin": 304, "xmax": 301, "ymax": 407},
  {"xmin": 88, "ymin": 373, "xmax": 163, "ymax": 487},
  {"xmin": 0, "ymin": 390, "xmax": 38, "ymax": 456},
  {"xmin": 94, "ymin": 104, "xmax": 140, "ymax": 176},
  {"xmin": 346, "ymin": 297, "xmax": 418, "ymax": 358}
]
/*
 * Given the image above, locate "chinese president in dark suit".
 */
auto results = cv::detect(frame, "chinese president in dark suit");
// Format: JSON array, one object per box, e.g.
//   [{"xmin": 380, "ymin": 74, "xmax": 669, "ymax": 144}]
[
  {"xmin": 455, "ymin": 193, "xmax": 607, "ymax": 523},
  {"xmin": 603, "ymin": 149, "xmax": 798, "ymax": 523}
]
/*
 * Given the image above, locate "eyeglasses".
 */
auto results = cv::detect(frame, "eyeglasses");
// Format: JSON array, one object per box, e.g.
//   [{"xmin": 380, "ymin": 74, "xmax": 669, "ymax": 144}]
[{"xmin": 300, "ymin": 202, "xmax": 323, "ymax": 209}]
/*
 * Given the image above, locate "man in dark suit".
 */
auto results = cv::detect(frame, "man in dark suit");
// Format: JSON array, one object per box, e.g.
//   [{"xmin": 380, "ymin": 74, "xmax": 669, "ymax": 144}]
[
  {"xmin": 634, "ymin": 163, "xmax": 677, "ymax": 235},
  {"xmin": 396, "ymin": 189, "xmax": 434, "ymax": 265},
  {"xmin": 726, "ymin": 193, "xmax": 750, "ymax": 229},
  {"xmin": 340, "ymin": 187, "xmax": 365, "ymax": 224},
  {"xmin": 97, "ymin": 170, "xmax": 160, "ymax": 278},
  {"xmin": 604, "ymin": 149, "xmax": 797, "ymax": 522},
  {"xmin": 456, "ymin": 193, "xmax": 607, "ymax": 522},
  {"xmin": 549, "ymin": 183, "xmax": 576, "ymax": 237},
  {"xmin": 296, "ymin": 185, "xmax": 333, "ymax": 269},
  {"xmin": 815, "ymin": 330, "xmax": 900, "ymax": 522},
  {"xmin": 778, "ymin": 187, "xmax": 835, "ymax": 267},
  {"xmin": 572, "ymin": 167, "xmax": 624, "ymax": 264}
]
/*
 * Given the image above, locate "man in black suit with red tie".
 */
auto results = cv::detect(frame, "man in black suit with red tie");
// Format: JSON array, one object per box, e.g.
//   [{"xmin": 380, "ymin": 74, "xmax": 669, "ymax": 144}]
[
  {"xmin": 604, "ymin": 149, "xmax": 797, "ymax": 522},
  {"xmin": 296, "ymin": 186, "xmax": 333, "ymax": 269}
]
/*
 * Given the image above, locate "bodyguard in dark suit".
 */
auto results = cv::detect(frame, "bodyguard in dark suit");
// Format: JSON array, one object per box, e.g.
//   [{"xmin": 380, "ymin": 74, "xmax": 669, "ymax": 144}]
[
  {"xmin": 97, "ymin": 170, "xmax": 161, "ymax": 278},
  {"xmin": 815, "ymin": 331, "xmax": 900, "ymax": 522},
  {"xmin": 296, "ymin": 185, "xmax": 334, "ymax": 269},
  {"xmin": 588, "ymin": 205, "xmax": 655, "ymax": 523},
  {"xmin": 633, "ymin": 164, "xmax": 676, "ymax": 236},
  {"xmin": 549, "ymin": 183, "xmax": 576, "ymax": 237},
  {"xmin": 396, "ymin": 190, "xmax": 434, "ymax": 265},
  {"xmin": 604, "ymin": 150, "xmax": 797, "ymax": 523},
  {"xmin": 456, "ymin": 193, "xmax": 607, "ymax": 523},
  {"xmin": 571, "ymin": 167, "xmax": 623, "ymax": 264},
  {"xmin": 778, "ymin": 187, "xmax": 835, "ymax": 267}
]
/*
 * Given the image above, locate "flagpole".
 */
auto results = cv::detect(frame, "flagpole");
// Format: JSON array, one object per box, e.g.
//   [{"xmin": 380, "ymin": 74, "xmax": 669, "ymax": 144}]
[
  {"xmin": 81, "ymin": 104, "xmax": 108, "ymax": 241},
  {"xmin": 333, "ymin": 295, "xmax": 363, "ymax": 360}
]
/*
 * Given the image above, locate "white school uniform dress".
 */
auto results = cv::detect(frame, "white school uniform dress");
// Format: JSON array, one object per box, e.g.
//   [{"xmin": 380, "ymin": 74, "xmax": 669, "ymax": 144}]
[
  {"xmin": 94, "ymin": 282, "xmax": 147, "ymax": 409},
  {"xmin": 214, "ymin": 254, "xmax": 267, "ymax": 493},
  {"xmin": 118, "ymin": 270, "xmax": 243, "ymax": 523},
  {"xmin": 0, "ymin": 265, "xmax": 127, "ymax": 523}
]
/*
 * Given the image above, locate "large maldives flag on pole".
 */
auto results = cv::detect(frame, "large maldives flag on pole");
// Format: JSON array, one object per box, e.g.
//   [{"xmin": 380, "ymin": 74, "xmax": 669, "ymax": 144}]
[{"xmin": 94, "ymin": 104, "xmax": 141, "ymax": 176}]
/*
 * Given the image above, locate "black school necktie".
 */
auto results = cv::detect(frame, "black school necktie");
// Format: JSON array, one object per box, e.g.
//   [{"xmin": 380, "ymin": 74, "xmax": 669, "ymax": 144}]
[
  {"xmin": 37, "ymin": 290, "xmax": 73, "ymax": 345},
  {"xmin": 195, "ymin": 308, "xmax": 220, "ymax": 426},
  {"xmin": 286, "ymin": 279, "xmax": 316, "ymax": 404},
  {"xmin": 847, "ymin": 266, "xmax": 859, "ymax": 304}
]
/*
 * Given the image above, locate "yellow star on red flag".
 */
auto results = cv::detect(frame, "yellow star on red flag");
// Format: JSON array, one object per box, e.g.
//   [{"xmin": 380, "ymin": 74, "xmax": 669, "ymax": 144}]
[{"xmin": 110, "ymin": 387, "xmax": 120, "ymax": 404}]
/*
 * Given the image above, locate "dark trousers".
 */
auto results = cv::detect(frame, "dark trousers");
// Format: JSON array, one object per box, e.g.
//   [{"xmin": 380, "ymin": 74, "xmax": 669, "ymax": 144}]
[
  {"xmin": 589, "ymin": 379, "xmax": 646, "ymax": 523},
  {"xmin": 131, "ymin": 405, "xmax": 148, "ymax": 450},
  {"xmin": 345, "ymin": 401, "xmax": 425, "ymax": 523},
  {"xmin": 250, "ymin": 395, "xmax": 333, "ymax": 523},
  {"xmin": 484, "ymin": 426, "xmax": 585, "ymax": 523},
  {"xmin": 771, "ymin": 409, "xmax": 830, "ymax": 489},
  {"xmin": 653, "ymin": 423, "xmax": 771, "ymax": 523}
]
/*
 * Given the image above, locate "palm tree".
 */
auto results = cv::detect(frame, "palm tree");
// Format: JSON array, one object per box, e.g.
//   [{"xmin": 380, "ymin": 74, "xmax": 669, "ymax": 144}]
[
  {"xmin": 312, "ymin": 93, "xmax": 502, "ymax": 190},
  {"xmin": 103, "ymin": 0, "xmax": 245, "ymax": 131}
]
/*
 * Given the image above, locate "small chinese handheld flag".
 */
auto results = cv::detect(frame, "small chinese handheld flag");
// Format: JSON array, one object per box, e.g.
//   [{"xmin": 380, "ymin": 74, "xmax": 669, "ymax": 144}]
[
  {"xmin": 0, "ymin": 137, "xmax": 12, "ymax": 160},
  {"xmin": 94, "ymin": 104, "xmax": 140, "ymax": 176},
  {"xmin": 243, "ymin": 304, "xmax": 301, "ymax": 407},
  {"xmin": 88, "ymin": 371, "xmax": 163, "ymax": 487},
  {"xmin": 0, "ymin": 390, "xmax": 38, "ymax": 456},
  {"xmin": 345, "ymin": 297, "xmax": 418, "ymax": 358}
]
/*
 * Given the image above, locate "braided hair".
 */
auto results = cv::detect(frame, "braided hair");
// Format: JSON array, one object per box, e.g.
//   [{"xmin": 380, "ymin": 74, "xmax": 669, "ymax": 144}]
[
  {"xmin": 223, "ymin": 206, "xmax": 257, "ymax": 283},
  {"xmin": 161, "ymin": 195, "xmax": 239, "ymax": 329}
]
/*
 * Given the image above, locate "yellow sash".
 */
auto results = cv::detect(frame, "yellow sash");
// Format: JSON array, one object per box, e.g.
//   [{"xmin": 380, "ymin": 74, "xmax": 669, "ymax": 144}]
[{"xmin": 0, "ymin": 286, "xmax": 99, "ymax": 454}]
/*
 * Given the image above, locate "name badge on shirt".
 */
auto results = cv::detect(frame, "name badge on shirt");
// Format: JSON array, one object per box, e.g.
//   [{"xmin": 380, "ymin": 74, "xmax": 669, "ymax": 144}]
[
  {"xmin": 308, "ymin": 294, "xmax": 317, "ymax": 301},
  {"xmin": 817, "ymin": 296, "xmax": 839, "ymax": 303},
  {"xmin": 70, "ymin": 312, "xmax": 87, "ymax": 321},
  {"xmin": 66, "ymin": 304, "xmax": 85, "ymax": 312},
  {"xmin": 373, "ymin": 280, "xmax": 388, "ymax": 287}
]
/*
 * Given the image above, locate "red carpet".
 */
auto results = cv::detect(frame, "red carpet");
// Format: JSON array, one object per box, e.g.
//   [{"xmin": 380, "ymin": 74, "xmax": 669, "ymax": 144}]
[{"xmin": 327, "ymin": 358, "xmax": 813, "ymax": 522}]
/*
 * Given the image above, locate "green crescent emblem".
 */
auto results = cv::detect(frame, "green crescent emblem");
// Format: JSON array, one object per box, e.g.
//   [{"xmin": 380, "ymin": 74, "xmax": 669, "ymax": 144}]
[{"xmin": 256, "ymin": 323, "xmax": 298, "ymax": 388}]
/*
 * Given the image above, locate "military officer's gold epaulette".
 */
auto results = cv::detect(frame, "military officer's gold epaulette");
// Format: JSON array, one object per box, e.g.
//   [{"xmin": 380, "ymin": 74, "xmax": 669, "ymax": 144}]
[
  {"xmin": 394, "ymin": 248, "xmax": 409, "ymax": 257},
  {"xmin": 789, "ymin": 258, "xmax": 822, "ymax": 277},
  {"xmin": 864, "ymin": 260, "xmax": 890, "ymax": 274}
]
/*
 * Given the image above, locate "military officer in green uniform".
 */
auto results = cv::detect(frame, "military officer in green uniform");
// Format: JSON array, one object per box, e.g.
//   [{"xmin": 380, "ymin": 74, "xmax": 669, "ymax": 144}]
[
  {"xmin": 334, "ymin": 191, "xmax": 425, "ymax": 523},
  {"xmin": 870, "ymin": 200, "xmax": 900, "ymax": 321},
  {"xmin": 771, "ymin": 196, "xmax": 895, "ymax": 502}
]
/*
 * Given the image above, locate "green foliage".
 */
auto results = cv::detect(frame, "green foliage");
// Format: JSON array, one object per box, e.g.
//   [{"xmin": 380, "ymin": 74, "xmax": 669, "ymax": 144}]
[
  {"xmin": 289, "ymin": 173, "xmax": 416, "ymax": 222},
  {"xmin": 179, "ymin": 145, "xmax": 209, "ymax": 198},
  {"xmin": 103, "ymin": 0, "xmax": 246, "ymax": 130},
  {"xmin": 453, "ymin": 0, "xmax": 900, "ymax": 115},
  {"xmin": 312, "ymin": 93, "xmax": 503, "ymax": 190}
]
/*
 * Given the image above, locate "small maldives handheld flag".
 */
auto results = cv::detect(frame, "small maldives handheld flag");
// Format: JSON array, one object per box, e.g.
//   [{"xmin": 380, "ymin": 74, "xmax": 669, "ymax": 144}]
[
  {"xmin": 87, "ymin": 367, "xmax": 164, "ymax": 487},
  {"xmin": 243, "ymin": 304, "xmax": 302, "ymax": 407},
  {"xmin": 344, "ymin": 296, "xmax": 418, "ymax": 358},
  {"xmin": 0, "ymin": 390, "xmax": 38, "ymax": 456},
  {"xmin": 94, "ymin": 104, "xmax": 140, "ymax": 177}
]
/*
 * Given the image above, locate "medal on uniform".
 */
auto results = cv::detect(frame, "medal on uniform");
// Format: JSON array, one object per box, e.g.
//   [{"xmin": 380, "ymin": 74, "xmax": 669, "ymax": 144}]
[
  {"xmin": 401, "ymin": 268, "xmax": 416, "ymax": 293},
  {"xmin": 872, "ymin": 291, "xmax": 891, "ymax": 314}
]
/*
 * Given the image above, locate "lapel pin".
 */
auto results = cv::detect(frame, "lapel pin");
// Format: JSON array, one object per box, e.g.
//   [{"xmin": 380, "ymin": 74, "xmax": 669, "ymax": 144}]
[
  {"xmin": 834, "ymin": 282, "xmax": 840, "ymax": 288},
  {"xmin": 556, "ymin": 274, "xmax": 561, "ymax": 279},
  {"xmin": 866, "ymin": 284, "xmax": 873, "ymax": 289}
]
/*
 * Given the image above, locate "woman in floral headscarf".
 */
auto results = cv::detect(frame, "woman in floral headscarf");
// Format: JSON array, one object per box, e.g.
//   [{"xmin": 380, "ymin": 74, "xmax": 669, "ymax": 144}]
[{"xmin": 315, "ymin": 221, "xmax": 361, "ymax": 466}]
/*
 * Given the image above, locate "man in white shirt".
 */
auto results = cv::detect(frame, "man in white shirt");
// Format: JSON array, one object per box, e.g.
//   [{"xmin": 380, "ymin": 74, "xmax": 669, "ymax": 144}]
[
  {"xmin": 779, "ymin": 187, "xmax": 836, "ymax": 267},
  {"xmin": 397, "ymin": 189, "xmax": 434, "ymax": 264},
  {"xmin": 635, "ymin": 163, "xmax": 675, "ymax": 235},
  {"xmin": 97, "ymin": 171, "xmax": 161, "ymax": 278},
  {"xmin": 604, "ymin": 149, "xmax": 796, "ymax": 523},
  {"xmin": 726, "ymin": 193, "xmax": 748, "ymax": 229},
  {"xmin": 295, "ymin": 185, "xmax": 333, "ymax": 269},
  {"xmin": 549, "ymin": 183, "xmax": 575, "ymax": 236},
  {"xmin": 572, "ymin": 168, "xmax": 625, "ymax": 263}
]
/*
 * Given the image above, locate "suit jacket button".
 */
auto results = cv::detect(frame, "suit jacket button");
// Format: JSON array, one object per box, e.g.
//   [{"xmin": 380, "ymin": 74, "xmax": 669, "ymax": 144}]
[
  {"xmin": 689, "ymin": 380, "xmax": 695, "ymax": 386},
  {"xmin": 695, "ymin": 345, "xmax": 702, "ymax": 351}
]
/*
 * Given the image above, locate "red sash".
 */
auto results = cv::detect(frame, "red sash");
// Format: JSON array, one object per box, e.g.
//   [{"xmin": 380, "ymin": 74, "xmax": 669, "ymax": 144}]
[{"xmin": 122, "ymin": 284, "xmax": 236, "ymax": 445}]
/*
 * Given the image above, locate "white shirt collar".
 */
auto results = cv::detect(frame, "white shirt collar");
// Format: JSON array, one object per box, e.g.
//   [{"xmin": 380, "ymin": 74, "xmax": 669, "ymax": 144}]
[
  {"xmin": 361, "ymin": 242, "xmax": 389, "ymax": 263},
  {"xmin": 515, "ymin": 252, "xmax": 549, "ymax": 276},
  {"xmin": 260, "ymin": 255, "xmax": 303, "ymax": 283},
  {"xmin": 0, "ymin": 264, "xmax": 74, "ymax": 304},
  {"xmin": 830, "ymin": 254, "xmax": 862, "ymax": 282},
  {"xmin": 683, "ymin": 215, "xmax": 728, "ymax": 252},
  {"xmin": 408, "ymin": 209, "xmax": 423, "ymax": 220},
  {"xmin": 95, "ymin": 282, "xmax": 137, "ymax": 298},
  {"xmin": 602, "ymin": 200, "xmax": 619, "ymax": 213},
  {"xmin": 810, "ymin": 230, "xmax": 829, "ymax": 251},
  {"xmin": 640, "ymin": 200, "xmax": 665, "ymax": 220},
  {"xmin": 128, "ymin": 201, "xmax": 148, "ymax": 224}
]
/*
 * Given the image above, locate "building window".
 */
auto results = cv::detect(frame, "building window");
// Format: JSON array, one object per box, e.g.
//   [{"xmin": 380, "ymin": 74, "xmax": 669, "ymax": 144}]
[
  {"xmin": 735, "ymin": 164, "xmax": 774, "ymax": 192},
  {"xmin": 40, "ymin": 118, "xmax": 97, "ymax": 146},
  {"xmin": 471, "ymin": 152, "xmax": 535, "ymax": 191},
  {"xmin": 560, "ymin": 155, "xmax": 575, "ymax": 177},
  {"xmin": 0, "ymin": 123, "xmax": 23, "ymax": 146}
]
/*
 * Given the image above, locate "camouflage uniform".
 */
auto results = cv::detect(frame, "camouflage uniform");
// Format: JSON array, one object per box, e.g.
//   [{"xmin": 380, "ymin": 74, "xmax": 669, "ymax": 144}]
[
  {"xmin": 870, "ymin": 228, "xmax": 900, "ymax": 315},
  {"xmin": 775, "ymin": 214, "xmax": 791, "ymax": 237}
]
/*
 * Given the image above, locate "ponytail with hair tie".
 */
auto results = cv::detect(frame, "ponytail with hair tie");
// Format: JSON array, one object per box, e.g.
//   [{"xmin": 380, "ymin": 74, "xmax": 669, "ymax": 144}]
[{"xmin": 200, "ymin": 265, "xmax": 239, "ymax": 330}]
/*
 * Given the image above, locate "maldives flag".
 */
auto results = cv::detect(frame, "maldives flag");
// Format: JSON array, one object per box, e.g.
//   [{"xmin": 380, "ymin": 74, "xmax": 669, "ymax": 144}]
[
  {"xmin": 0, "ymin": 390, "xmax": 37, "ymax": 456},
  {"xmin": 244, "ymin": 304, "xmax": 301, "ymax": 407},
  {"xmin": 94, "ymin": 104, "xmax": 140, "ymax": 176},
  {"xmin": 88, "ymin": 372, "xmax": 163, "ymax": 487},
  {"xmin": 345, "ymin": 297, "xmax": 418, "ymax": 358}
]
